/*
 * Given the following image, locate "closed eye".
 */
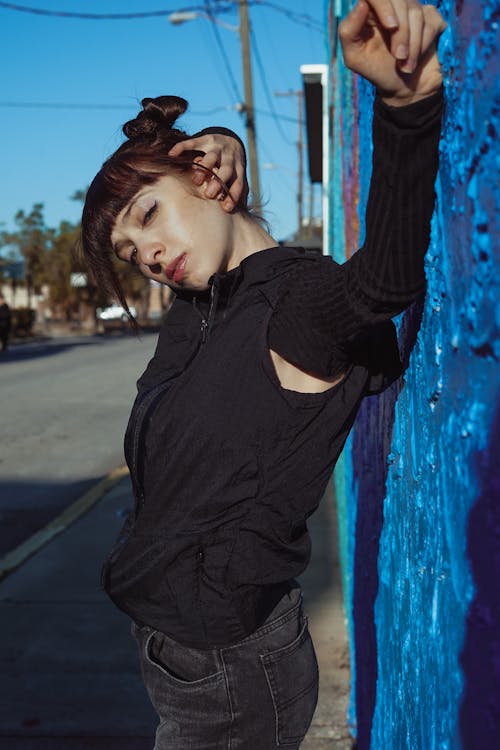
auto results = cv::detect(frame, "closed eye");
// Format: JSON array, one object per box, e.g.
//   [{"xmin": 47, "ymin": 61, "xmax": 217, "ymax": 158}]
[{"xmin": 143, "ymin": 201, "xmax": 157, "ymax": 226}]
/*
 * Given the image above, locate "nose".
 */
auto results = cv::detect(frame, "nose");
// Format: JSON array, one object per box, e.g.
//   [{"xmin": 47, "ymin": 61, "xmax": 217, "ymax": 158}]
[{"xmin": 136, "ymin": 241, "xmax": 165, "ymax": 269}]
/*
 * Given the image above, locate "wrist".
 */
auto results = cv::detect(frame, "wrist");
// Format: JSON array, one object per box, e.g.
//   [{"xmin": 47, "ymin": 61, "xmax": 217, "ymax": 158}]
[
  {"xmin": 380, "ymin": 88, "xmax": 442, "ymax": 108},
  {"xmin": 378, "ymin": 69, "xmax": 444, "ymax": 108}
]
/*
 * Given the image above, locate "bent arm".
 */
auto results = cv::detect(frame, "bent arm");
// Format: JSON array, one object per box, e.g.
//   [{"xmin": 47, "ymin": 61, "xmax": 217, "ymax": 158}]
[{"xmin": 268, "ymin": 89, "xmax": 444, "ymax": 378}]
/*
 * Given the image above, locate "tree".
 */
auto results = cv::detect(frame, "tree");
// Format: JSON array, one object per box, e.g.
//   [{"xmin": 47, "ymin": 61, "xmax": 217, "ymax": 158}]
[
  {"xmin": 1, "ymin": 203, "xmax": 50, "ymax": 308},
  {"xmin": 2, "ymin": 192, "xmax": 150, "ymax": 323},
  {"xmin": 46, "ymin": 219, "xmax": 84, "ymax": 315}
]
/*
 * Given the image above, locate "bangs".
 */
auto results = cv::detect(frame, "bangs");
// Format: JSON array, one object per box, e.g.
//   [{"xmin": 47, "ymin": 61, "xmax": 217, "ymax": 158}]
[{"xmin": 80, "ymin": 134, "xmax": 193, "ymax": 301}]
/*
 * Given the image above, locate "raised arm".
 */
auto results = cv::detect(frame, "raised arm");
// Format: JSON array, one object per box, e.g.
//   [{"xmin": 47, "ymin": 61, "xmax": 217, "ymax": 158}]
[{"xmin": 268, "ymin": 0, "xmax": 446, "ymax": 379}]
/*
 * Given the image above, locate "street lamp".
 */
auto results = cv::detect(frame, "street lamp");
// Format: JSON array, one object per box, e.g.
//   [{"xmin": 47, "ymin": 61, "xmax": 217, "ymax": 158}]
[
  {"xmin": 168, "ymin": 11, "xmax": 238, "ymax": 32},
  {"xmin": 168, "ymin": 2, "xmax": 261, "ymax": 207}
]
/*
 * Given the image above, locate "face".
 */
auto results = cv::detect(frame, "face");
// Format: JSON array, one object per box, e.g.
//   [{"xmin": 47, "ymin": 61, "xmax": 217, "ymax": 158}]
[{"xmin": 111, "ymin": 174, "xmax": 235, "ymax": 291}]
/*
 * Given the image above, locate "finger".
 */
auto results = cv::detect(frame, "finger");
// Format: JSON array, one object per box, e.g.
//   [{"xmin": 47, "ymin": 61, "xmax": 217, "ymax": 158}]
[
  {"xmin": 221, "ymin": 195, "xmax": 236, "ymax": 212},
  {"xmin": 192, "ymin": 152, "xmax": 220, "ymax": 187},
  {"xmin": 384, "ymin": 0, "xmax": 410, "ymax": 61},
  {"xmin": 400, "ymin": 2, "xmax": 424, "ymax": 72},
  {"xmin": 339, "ymin": 0, "xmax": 372, "ymax": 50},
  {"xmin": 193, "ymin": 151, "xmax": 219, "ymax": 172},
  {"xmin": 422, "ymin": 3, "xmax": 448, "ymax": 40},
  {"xmin": 364, "ymin": 0, "xmax": 400, "ymax": 29},
  {"xmin": 190, "ymin": 156, "xmax": 206, "ymax": 186},
  {"xmin": 213, "ymin": 162, "xmax": 236, "ymax": 189},
  {"xmin": 205, "ymin": 169, "xmax": 228, "ymax": 199},
  {"xmin": 168, "ymin": 136, "xmax": 208, "ymax": 157},
  {"xmin": 221, "ymin": 169, "xmax": 248, "ymax": 212},
  {"xmin": 212, "ymin": 156, "xmax": 248, "ymax": 204},
  {"xmin": 412, "ymin": 6, "xmax": 446, "ymax": 61},
  {"xmin": 233, "ymin": 170, "xmax": 248, "ymax": 205}
]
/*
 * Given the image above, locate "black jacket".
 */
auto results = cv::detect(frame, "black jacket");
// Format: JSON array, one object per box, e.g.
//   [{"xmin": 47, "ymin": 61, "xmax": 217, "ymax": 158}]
[{"xmin": 102, "ymin": 91, "xmax": 443, "ymax": 648}]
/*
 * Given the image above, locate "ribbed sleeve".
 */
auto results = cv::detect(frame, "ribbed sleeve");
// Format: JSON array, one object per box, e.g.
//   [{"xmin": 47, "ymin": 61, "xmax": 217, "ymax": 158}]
[{"xmin": 268, "ymin": 88, "xmax": 444, "ymax": 377}]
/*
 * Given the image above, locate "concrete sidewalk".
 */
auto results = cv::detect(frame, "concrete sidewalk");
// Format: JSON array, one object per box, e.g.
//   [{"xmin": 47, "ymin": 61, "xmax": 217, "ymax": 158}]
[{"xmin": 0, "ymin": 476, "xmax": 353, "ymax": 749}]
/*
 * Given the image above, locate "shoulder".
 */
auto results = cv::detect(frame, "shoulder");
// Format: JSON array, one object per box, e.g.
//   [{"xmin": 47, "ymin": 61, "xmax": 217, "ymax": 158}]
[
  {"xmin": 258, "ymin": 248, "xmax": 341, "ymax": 309},
  {"xmin": 273, "ymin": 251, "xmax": 342, "ymax": 311}
]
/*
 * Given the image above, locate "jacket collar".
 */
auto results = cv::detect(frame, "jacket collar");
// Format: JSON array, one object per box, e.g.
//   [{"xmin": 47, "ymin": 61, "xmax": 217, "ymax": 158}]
[
  {"xmin": 212, "ymin": 245, "xmax": 311, "ymax": 298},
  {"xmin": 176, "ymin": 245, "xmax": 309, "ymax": 307}
]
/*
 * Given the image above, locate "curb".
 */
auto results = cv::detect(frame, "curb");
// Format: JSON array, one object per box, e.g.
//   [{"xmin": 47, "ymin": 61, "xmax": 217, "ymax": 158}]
[{"xmin": 0, "ymin": 465, "xmax": 129, "ymax": 583}]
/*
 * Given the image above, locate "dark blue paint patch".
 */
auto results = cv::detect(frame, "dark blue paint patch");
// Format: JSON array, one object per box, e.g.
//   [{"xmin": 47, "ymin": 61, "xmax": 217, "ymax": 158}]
[
  {"xmin": 459, "ymin": 392, "xmax": 500, "ymax": 749},
  {"xmin": 351, "ymin": 300, "xmax": 425, "ymax": 750}
]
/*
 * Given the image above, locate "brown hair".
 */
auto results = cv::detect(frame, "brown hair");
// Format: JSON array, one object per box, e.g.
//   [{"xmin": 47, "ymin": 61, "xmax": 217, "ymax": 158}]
[{"xmin": 79, "ymin": 95, "xmax": 233, "ymax": 310}]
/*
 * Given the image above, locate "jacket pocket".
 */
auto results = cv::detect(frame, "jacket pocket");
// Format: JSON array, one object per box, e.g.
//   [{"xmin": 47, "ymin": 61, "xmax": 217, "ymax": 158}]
[{"xmin": 260, "ymin": 618, "xmax": 319, "ymax": 746}]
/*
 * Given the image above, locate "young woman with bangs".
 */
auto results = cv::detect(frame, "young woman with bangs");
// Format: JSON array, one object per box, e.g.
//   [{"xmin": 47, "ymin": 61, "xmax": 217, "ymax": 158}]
[{"xmin": 81, "ymin": 2, "xmax": 446, "ymax": 747}]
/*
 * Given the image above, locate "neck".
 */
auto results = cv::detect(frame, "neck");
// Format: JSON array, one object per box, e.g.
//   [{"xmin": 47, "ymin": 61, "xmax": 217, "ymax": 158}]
[{"xmin": 226, "ymin": 212, "xmax": 277, "ymax": 271}]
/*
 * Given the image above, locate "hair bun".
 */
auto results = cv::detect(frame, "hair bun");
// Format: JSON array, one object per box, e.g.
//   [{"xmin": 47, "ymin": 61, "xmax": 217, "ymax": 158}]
[{"xmin": 122, "ymin": 95, "xmax": 188, "ymax": 139}]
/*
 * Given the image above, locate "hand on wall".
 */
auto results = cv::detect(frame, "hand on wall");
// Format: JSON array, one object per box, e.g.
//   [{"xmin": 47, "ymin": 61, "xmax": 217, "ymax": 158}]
[{"xmin": 339, "ymin": 0, "xmax": 447, "ymax": 106}]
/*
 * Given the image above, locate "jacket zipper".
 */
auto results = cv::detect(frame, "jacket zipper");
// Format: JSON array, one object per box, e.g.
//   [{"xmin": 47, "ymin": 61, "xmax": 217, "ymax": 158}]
[
  {"xmin": 194, "ymin": 275, "xmax": 220, "ymax": 346},
  {"xmin": 200, "ymin": 318, "xmax": 208, "ymax": 344},
  {"xmin": 127, "ymin": 277, "xmax": 221, "ymax": 510},
  {"xmin": 128, "ymin": 381, "xmax": 173, "ymax": 508}
]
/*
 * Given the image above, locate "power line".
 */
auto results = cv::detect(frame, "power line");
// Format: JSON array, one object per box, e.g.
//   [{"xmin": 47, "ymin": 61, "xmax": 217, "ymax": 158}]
[
  {"xmin": 258, "ymin": 137, "xmax": 295, "ymax": 196},
  {"xmin": 250, "ymin": 27, "xmax": 294, "ymax": 146},
  {"xmin": 0, "ymin": 1, "xmax": 323, "ymax": 32},
  {"xmin": 0, "ymin": 2, "xmax": 211, "ymax": 19},
  {"xmin": 0, "ymin": 101, "xmax": 234, "ymax": 116},
  {"xmin": 0, "ymin": 101, "xmax": 134, "ymax": 110},
  {"xmin": 251, "ymin": 1, "xmax": 324, "ymax": 33},
  {"xmin": 203, "ymin": 1, "xmax": 243, "ymax": 106},
  {"xmin": 0, "ymin": 100, "xmax": 299, "ymax": 124},
  {"xmin": 255, "ymin": 108, "xmax": 298, "ymax": 124}
]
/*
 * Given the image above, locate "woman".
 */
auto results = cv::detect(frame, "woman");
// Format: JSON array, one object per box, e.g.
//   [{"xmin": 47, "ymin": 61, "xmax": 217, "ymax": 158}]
[{"xmin": 81, "ymin": 1, "xmax": 446, "ymax": 747}]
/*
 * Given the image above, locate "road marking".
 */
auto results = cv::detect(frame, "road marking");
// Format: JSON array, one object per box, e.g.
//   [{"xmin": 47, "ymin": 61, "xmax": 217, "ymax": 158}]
[{"xmin": 0, "ymin": 465, "xmax": 129, "ymax": 583}]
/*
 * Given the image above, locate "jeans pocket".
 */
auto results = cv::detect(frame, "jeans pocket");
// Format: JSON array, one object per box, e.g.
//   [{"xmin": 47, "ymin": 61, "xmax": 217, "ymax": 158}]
[
  {"xmin": 260, "ymin": 618, "xmax": 319, "ymax": 746},
  {"xmin": 144, "ymin": 630, "xmax": 225, "ymax": 690},
  {"xmin": 141, "ymin": 630, "xmax": 232, "ymax": 747}
]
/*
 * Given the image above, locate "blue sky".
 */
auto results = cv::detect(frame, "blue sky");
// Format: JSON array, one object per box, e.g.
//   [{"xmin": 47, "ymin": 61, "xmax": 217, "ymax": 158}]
[{"xmin": 0, "ymin": 1, "xmax": 326, "ymax": 242}]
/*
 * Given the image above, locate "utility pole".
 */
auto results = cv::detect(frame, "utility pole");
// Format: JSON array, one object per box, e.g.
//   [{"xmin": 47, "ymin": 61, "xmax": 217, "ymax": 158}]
[
  {"xmin": 238, "ymin": 0, "xmax": 261, "ymax": 207},
  {"xmin": 297, "ymin": 91, "xmax": 303, "ymax": 235},
  {"xmin": 275, "ymin": 90, "xmax": 304, "ymax": 236}
]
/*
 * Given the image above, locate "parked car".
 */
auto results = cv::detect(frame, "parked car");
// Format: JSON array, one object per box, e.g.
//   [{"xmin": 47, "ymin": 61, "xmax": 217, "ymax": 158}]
[{"xmin": 96, "ymin": 304, "xmax": 137, "ymax": 332}]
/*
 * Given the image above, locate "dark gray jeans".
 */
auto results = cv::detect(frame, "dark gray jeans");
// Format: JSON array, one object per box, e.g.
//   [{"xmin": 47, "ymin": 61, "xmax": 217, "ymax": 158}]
[{"xmin": 132, "ymin": 585, "xmax": 319, "ymax": 749}]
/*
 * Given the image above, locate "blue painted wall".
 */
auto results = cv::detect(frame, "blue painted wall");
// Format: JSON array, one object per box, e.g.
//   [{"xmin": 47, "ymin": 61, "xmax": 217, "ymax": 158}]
[{"xmin": 326, "ymin": 2, "xmax": 499, "ymax": 748}]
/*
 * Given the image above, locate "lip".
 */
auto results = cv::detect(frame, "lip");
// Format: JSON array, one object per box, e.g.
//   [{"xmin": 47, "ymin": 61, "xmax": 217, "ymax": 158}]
[{"xmin": 165, "ymin": 253, "xmax": 187, "ymax": 283}]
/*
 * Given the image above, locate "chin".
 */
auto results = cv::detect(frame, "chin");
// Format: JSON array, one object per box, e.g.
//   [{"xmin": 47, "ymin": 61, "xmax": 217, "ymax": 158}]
[{"xmin": 184, "ymin": 271, "xmax": 213, "ymax": 291}]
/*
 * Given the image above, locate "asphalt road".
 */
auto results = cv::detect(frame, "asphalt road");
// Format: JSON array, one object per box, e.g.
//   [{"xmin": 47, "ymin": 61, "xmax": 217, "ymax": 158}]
[{"xmin": 0, "ymin": 333, "xmax": 158, "ymax": 557}]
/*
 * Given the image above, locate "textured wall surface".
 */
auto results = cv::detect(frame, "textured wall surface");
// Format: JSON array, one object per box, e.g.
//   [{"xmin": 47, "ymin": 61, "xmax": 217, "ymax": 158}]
[{"xmin": 326, "ymin": 1, "xmax": 499, "ymax": 748}]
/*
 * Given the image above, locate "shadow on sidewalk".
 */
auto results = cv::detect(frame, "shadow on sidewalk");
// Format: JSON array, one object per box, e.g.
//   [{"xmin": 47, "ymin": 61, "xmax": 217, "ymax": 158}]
[
  {"xmin": 0, "ymin": 475, "xmax": 349, "ymax": 748},
  {"xmin": 2, "ymin": 331, "xmax": 159, "ymax": 365},
  {"xmin": 0, "ymin": 477, "xmax": 106, "ymax": 558}
]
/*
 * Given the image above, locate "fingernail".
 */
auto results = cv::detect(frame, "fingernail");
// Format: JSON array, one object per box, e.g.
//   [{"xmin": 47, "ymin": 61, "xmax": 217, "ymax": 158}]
[
  {"xmin": 401, "ymin": 60, "xmax": 415, "ymax": 73},
  {"xmin": 193, "ymin": 173, "xmax": 204, "ymax": 185},
  {"xmin": 396, "ymin": 44, "xmax": 408, "ymax": 59},
  {"xmin": 386, "ymin": 15, "xmax": 398, "ymax": 28}
]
